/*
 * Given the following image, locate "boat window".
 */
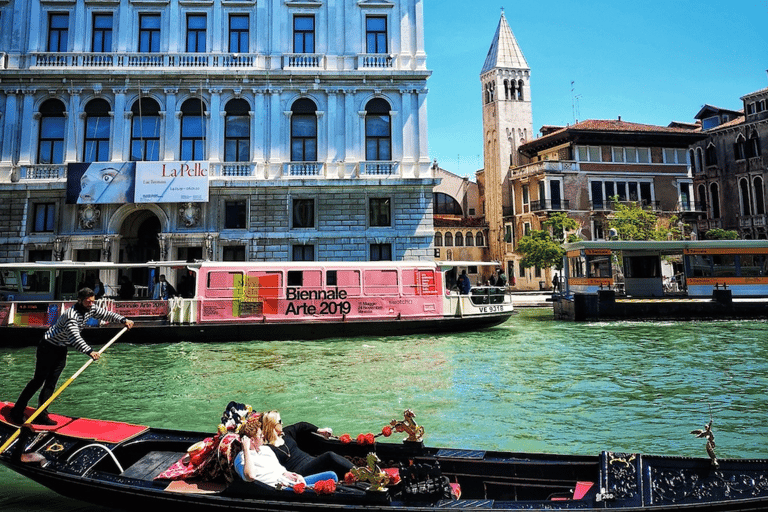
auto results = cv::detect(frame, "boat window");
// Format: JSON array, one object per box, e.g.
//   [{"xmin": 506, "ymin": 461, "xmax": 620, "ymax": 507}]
[
  {"xmin": 0, "ymin": 270, "xmax": 20, "ymax": 293},
  {"xmin": 711, "ymin": 255, "xmax": 737, "ymax": 277},
  {"xmin": 335, "ymin": 270, "xmax": 361, "ymax": 295},
  {"xmin": 59, "ymin": 270, "xmax": 80, "ymax": 298},
  {"xmin": 243, "ymin": 272, "xmax": 282, "ymax": 303},
  {"xmin": 402, "ymin": 269, "xmax": 438, "ymax": 296},
  {"xmin": 21, "ymin": 270, "xmax": 52, "ymax": 293},
  {"xmin": 569, "ymin": 257, "xmax": 584, "ymax": 278},
  {"xmin": 287, "ymin": 270, "xmax": 302, "ymax": 287},
  {"xmin": 363, "ymin": 269, "xmax": 398, "ymax": 295},
  {"xmin": 623, "ymin": 256, "xmax": 660, "ymax": 278},
  {"xmin": 739, "ymin": 254, "xmax": 767, "ymax": 276},
  {"xmin": 587, "ymin": 257, "xmax": 611, "ymax": 278},
  {"xmin": 206, "ymin": 271, "xmax": 242, "ymax": 298},
  {"xmin": 687, "ymin": 255, "xmax": 712, "ymax": 277}
]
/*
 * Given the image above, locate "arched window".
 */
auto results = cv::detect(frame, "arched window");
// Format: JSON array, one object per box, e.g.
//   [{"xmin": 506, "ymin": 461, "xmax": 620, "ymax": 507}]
[
  {"xmin": 180, "ymin": 98, "xmax": 206, "ymax": 160},
  {"xmin": 291, "ymin": 98, "xmax": 317, "ymax": 162},
  {"xmin": 224, "ymin": 98, "xmax": 250, "ymax": 162},
  {"xmin": 37, "ymin": 99, "xmax": 66, "ymax": 164},
  {"xmin": 444, "ymin": 232, "xmax": 453, "ymax": 247},
  {"xmin": 734, "ymin": 134, "xmax": 747, "ymax": 161},
  {"xmin": 83, "ymin": 98, "xmax": 111, "ymax": 162},
  {"xmin": 475, "ymin": 232, "xmax": 484, "ymax": 246},
  {"xmin": 130, "ymin": 98, "xmax": 161, "ymax": 161},
  {"xmin": 517, "ymin": 79, "xmax": 524, "ymax": 101},
  {"xmin": 465, "ymin": 232, "xmax": 474, "ymax": 246},
  {"xmin": 748, "ymin": 131, "xmax": 762, "ymax": 158},
  {"xmin": 696, "ymin": 147, "xmax": 704, "ymax": 173},
  {"xmin": 365, "ymin": 98, "xmax": 391, "ymax": 161},
  {"xmin": 455, "ymin": 232, "xmax": 463, "ymax": 246},
  {"xmin": 705, "ymin": 143, "xmax": 717, "ymax": 167},
  {"xmin": 697, "ymin": 184, "xmax": 707, "ymax": 212},
  {"xmin": 710, "ymin": 183, "xmax": 721, "ymax": 218},
  {"xmin": 754, "ymin": 176, "xmax": 765, "ymax": 215},
  {"xmin": 740, "ymin": 178, "xmax": 752, "ymax": 216},
  {"xmin": 433, "ymin": 192, "xmax": 462, "ymax": 215},
  {"xmin": 434, "ymin": 232, "xmax": 442, "ymax": 247}
]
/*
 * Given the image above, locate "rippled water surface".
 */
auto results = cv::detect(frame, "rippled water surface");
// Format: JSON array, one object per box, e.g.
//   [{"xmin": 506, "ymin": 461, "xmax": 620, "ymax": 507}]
[{"xmin": 2, "ymin": 308, "xmax": 768, "ymax": 511}]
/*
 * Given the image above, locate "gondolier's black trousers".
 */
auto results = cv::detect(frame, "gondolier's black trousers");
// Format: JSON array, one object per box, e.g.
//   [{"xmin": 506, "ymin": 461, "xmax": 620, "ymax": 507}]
[{"xmin": 13, "ymin": 340, "xmax": 68, "ymax": 415}]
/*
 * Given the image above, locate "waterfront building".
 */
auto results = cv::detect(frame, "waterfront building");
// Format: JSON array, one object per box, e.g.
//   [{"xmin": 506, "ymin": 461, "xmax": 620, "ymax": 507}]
[
  {"xmin": 0, "ymin": 0, "xmax": 435, "ymax": 281},
  {"xmin": 690, "ymin": 79, "xmax": 768, "ymax": 239},
  {"xmin": 431, "ymin": 165, "xmax": 489, "ymax": 284},
  {"xmin": 506, "ymin": 119, "xmax": 706, "ymax": 290}
]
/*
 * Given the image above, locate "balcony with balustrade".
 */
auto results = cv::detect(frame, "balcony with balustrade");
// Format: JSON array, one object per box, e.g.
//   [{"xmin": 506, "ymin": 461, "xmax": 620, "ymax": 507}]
[
  {"xmin": 530, "ymin": 199, "xmax": 570, "ymax": 212},
  {"xmin": 16, "ymin": 160, "xmax": 408, "ymax": 183},
  {"xmin": 590, "ymin": 199, "xmax": 661, "ymax": 212},
  {"xmin": 14, "ymin": 51, "xmax": 405, "ymax": 73},
  {"xmin": 510, "ymin": 160, "xmax": 580, "ymax": 179}
]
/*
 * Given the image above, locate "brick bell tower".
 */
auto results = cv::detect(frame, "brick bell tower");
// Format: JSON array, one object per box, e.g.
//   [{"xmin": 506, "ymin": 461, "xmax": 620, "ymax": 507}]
[{"xmin": 480, "ymin": 10, "xmax": 532, "ymax": 271}]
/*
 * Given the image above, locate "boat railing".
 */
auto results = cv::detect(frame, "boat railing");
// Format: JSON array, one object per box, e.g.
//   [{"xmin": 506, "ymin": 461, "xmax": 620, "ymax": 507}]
[
  {"xmin": 443, "ymin": 287, "xmax": 511, "ymax": 316},
  {"xmin": 167, "ymin": 297, "xmax": 198, "ymax": 324}
]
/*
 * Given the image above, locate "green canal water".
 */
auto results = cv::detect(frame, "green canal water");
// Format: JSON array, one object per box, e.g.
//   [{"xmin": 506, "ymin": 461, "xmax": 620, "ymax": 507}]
[{"xmin": 2, "ymin": 308, "xmax": 768, "ymax": 511}]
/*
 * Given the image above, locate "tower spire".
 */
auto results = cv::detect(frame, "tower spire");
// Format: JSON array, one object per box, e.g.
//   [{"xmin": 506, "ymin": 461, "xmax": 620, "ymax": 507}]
[{"xmin": 481, "ymin": 10, "xmax": 529, "ymax": 74}]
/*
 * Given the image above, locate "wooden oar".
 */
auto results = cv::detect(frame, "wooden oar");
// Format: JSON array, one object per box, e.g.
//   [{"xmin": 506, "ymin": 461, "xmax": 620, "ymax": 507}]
[{"xmin": 0, "ymin": 327, "xmax": 128, "ymax": 455}]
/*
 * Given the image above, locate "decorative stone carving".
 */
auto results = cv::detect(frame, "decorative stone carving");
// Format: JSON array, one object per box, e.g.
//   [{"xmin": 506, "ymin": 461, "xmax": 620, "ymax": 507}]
[
  {"xmin": 79, "ymin": 204, "xmax": 101, "ymax": 230},
  {"xmin": 179, "ymin": 202, "xmax": 201, "ymax": 227}
]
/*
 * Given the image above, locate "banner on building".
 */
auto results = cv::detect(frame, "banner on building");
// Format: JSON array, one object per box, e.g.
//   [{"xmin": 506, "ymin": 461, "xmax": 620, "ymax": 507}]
[
  {"xmin": 135, "ymin": 162, "xmax": 209, "ymax": 203},
  {"xmin": 66, "ymin": 163, "xmax": 136, "ymax": 204}
]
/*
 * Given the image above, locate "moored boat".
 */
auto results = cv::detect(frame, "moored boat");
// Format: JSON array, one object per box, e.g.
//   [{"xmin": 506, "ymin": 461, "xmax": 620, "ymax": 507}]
[
  {"xmin": 0, "ymin": 260, "xmax": 513, "ymax": 345},
  {"xmin": 2, "ymin": 404, "xmax": 768, "ymax": 511}
]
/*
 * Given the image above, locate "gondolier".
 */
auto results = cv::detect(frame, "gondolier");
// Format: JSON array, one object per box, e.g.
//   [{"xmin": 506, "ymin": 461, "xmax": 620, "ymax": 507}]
[{"xmin": 9, "ymin": 287, "xmax": 133, "ymax": 426}]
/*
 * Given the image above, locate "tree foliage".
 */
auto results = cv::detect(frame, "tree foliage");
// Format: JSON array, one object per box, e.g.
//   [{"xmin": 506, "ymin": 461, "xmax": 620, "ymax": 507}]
[
  {"xmin": 607, "ymin": 200, "xmax": 667, "ymax": 241},
  {"xmin": 704, "ymin": 228, "xmax": 739, "ymax": 240},
  {"xmin": 517, "ymin": 213, "xmax": 579, "ymax": 270}
]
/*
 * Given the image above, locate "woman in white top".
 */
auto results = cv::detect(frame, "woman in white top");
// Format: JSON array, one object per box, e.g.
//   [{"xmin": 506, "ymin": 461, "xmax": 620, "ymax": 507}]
[{"xmin": 234, "ymin": 416, "xmax": 337, "ymax": 489}]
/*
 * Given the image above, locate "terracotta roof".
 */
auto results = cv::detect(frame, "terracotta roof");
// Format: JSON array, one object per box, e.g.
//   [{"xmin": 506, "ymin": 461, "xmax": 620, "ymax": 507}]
[
  {"xmin": 564, "ymin": 119, "xmax": 699, "ymax": 134},
  {"xmin": 708, "ymin": 115, "xmax": 746, "ymax": 130},
  {"xmin": 519, "ymin": 118, "xmax": 707, "ymax": 156}
]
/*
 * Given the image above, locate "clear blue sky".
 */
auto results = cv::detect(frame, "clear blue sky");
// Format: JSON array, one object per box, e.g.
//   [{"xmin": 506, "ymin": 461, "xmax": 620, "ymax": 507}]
[{"xmin": 423, "ymin": 1, "xmax": 768, "ymax": 178}]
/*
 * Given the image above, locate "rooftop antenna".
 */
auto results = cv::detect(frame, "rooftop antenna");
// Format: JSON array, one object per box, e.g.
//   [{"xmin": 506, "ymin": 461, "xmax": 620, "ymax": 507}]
[{"xmin": 571, "ymin": 81, "xmax": 581, "ymax": 124}]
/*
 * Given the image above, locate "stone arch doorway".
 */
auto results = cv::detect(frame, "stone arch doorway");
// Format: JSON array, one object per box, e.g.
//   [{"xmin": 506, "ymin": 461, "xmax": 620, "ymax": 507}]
[
  {"xmin": 117, "ymin": 210, "xmax": 162, "ymax": 295},
  {"xmin": 119, "ymin": 210, "xmax": 161, "ymax": 264}
]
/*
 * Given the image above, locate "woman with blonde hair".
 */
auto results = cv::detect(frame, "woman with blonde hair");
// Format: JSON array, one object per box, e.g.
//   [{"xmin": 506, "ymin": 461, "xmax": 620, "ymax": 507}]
[
  {"xmin": 261, "ymin": 410, "xmax": 353, "ymax": 479},
  {"xmin": 234, "ymin": 415, "xmax": 336, "ymax": 488}
]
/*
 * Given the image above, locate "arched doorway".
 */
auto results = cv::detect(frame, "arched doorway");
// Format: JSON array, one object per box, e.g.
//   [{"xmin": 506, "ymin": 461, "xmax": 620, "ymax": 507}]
[
  {"xmin": 119, "ymin": 210, "xmax": 161, "ymax": 295},
  {"xmin": 120, "ymin": 210, "xmax": 161, "ymax": 263}
]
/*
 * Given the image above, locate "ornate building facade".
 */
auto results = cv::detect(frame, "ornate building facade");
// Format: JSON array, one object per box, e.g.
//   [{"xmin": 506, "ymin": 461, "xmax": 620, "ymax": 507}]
[
  {"xmin": 690, "ymin": 82, "xmax": 768, "ymax": 239},
  {"xmin": 510, "ymin": 119, "xmax": 706, "ymax": 288},
  {"xmin": 0, "ymin": 0, "xmax": 435, "ymax": 270}
]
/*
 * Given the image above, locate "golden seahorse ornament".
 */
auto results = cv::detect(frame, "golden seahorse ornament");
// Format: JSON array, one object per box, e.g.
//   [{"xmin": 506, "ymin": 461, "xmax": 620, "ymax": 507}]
[
  {"xmin": 390, "ymin": 409, "xmax": 425, "ymax": 443},
  {"xmin": 351, "ymin": 453, "xmax": 391, "ymax": 492}
]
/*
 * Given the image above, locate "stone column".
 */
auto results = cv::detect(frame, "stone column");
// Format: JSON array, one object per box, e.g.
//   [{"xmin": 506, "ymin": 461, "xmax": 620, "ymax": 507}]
[
  {"xmin": 65, "ymin": 89, "xmax": 82, "ymax": 162},
  {"xmin": 111, "ymin": 88, "xmax": 127, "ymax": 161},
  {"xmin": 164, "ymin": 88, "xmax": 178, "ymax": 160}
]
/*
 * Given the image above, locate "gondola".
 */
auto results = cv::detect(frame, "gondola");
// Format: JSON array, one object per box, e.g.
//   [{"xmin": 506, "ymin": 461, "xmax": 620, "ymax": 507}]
[{"xmin": 2, "ymin": 403, "xmax": 768, "ymax": 512}]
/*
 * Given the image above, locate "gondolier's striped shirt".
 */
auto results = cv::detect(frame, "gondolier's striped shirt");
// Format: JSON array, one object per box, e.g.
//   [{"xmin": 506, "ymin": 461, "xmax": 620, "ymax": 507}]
[{"xmin": 44, "ymin": 304, "xmax": 127, "ymax": 354}]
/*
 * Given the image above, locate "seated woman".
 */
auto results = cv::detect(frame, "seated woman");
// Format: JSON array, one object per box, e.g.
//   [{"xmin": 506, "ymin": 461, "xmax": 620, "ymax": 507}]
[
  {"xmin": 261, "ymin": 410, "xmax": 354, "ymax": 479},
  {"xmin": 234, "ymin": 416, "xmax": 337, "ymax": 489}
]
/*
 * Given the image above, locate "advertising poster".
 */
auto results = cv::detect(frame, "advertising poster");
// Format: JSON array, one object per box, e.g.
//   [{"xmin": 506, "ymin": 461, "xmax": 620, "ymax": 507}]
[
  {"xmin": 66, "ymin": 163, "xmax": 136, "ymax": 204},
  {"xmin": 135, "ymin": 162, "xmax": 209, "ymax": 203}
]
